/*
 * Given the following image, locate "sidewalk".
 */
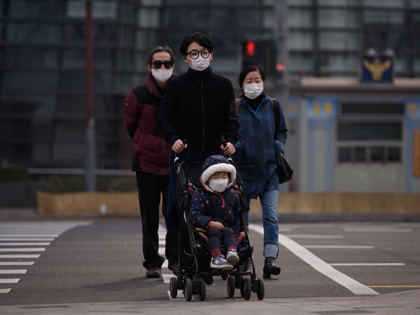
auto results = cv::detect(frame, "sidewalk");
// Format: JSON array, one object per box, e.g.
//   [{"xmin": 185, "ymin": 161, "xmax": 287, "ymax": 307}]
[{"xmin": 2, "ymin": 289, "xmax": 419, "ymax": 315}]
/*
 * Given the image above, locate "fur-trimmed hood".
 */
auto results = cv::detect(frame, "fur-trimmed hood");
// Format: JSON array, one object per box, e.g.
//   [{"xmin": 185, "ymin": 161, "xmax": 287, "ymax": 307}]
[{"xmin": 200, "ymin": 155, "xmax": 236, "ymax": 192}]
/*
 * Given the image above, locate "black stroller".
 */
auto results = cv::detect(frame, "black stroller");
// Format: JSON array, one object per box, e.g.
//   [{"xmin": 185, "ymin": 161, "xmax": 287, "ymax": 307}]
[{"xmin": 169, "ymin": 144, "xmax": 265, "ymax": 301}]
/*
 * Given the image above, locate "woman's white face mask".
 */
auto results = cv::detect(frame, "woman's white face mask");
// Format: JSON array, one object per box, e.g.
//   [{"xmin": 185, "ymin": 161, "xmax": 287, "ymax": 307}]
[
  {"xmin": 151, "ymin": 68, "xmax": 173, "ymax": 83},
  {"xmin": 243, "ymin": 83, "xmax": 264, "ymax": 100},
  {"xmin": 189, "ymin": 56, "xmax": 210, "ymax": 71},
  {"xmin": 208, "ymin": 178, "xmax": 228, "ymax": 193}
]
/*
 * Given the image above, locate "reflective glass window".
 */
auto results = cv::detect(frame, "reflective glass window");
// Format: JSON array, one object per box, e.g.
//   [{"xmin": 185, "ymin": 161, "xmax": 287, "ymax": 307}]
[
  {"xmin": 138, "ymin": 8, "xmax": 160, "ymax": 27},
  {"xmin": 354, "ymin": 147, "xmax": 366, "ymax": 162},
  {"xmin": 96, "ymin": 25, "xmax": 118, "ymax": 45},
  {"xmin": 288, "ymin": 53, "xmax": 314, "ymax": 72},
  {"xmin": 10, "ymin": 0, "xmax": 64, "ymax": 19},
  {"xmin": 209, "ymin": 9, "xmax": 234, "ymax": 28},
  {"xmin": 363, "ymin": 0, "xmax": 406, "ymax": 8},
  {"xmin": 289, "ymin": 9, "xmax": 313, "ymax": 28},
  {"xmin": 327, "ymin": 54, "xmax": 358, "ymax": 72},
  {"xmin": 66, "ymin": 1, "xmax": 118, "ymax": 20},
  {"xmin": 365, "ymin": 31, "xmax": 410, "ymax": 51},
  {"xmin": 5, "ymin": 48, "xmax": 58, "ymax": 68},
  {"xmin": 338, "ymin": 147, "xmax": 351, "ymax": 162},
  {"xmin": 337, "ymin": 122, "xmax": 402, "ymax": 141},
  {"xmin": 370, "ymin": 147, "xmax": 384, "ymax": 162},
  {"xmin": 289, "ymin": 31, "xmax": 314, "ymax": 50},
  {"xmin": 363, "ymin": 10, "xmax": 405, "ymax": 25},
  {"xmin": 318, "ymin": 9, "xmax": 360, "ymax": 28},
  {"xmin": 117, "ymin": 50, "xmax": 134, "ymax": 70},
  {"xmin": 387, "ymin": 147, "xmax": 401, "ymax": 162},
  {"xmin": 166, "ymin": 9, "xmax": 207, "ymax": 29},
  {"xmin": 94, "ymin": 49, "xmax": 114, "ymax": 69},
  {"xmin": 60, "ymin": 72, "xmax": 85, "ymax": 91},
  {"xmin": 319, "ymin": 0, "xmax": 360, "ymax": 5},
  {"xmin": 319, "ymin": 31, "xmax": 363, "ymax": 51},
  {"xmin": 411, "ymin": 0, "xmax": 420, "ymax": 8},
  {"xmin": 2, "ymin": 71, "xmax": 59, "ymax": 91},
  {"xmin": 62, "ymin": 49, "xmax": 85, "ymax": 69},
  {"xmin": 64, "ymin": 24, "xmax": 85, "ymax": 44},
  {"xmin": 94, "ymin": 72, "xmax": 113, "ymax": 92},
  {"xmin": 56, "ymin": 96, "xmax": 85, "ymax": 114},
  {"xmin": 7, "ymin": 23, "xmax": 61, "ymax": 44}
]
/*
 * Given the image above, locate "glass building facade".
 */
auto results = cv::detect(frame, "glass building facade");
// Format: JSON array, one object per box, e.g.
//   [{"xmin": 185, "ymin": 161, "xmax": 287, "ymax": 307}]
[{"xmin": 0, "ymin": 0, "xmax": 419, "ymax": 175}]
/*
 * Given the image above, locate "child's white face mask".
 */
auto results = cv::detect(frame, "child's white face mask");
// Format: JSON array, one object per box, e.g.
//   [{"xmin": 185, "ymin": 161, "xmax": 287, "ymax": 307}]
[{"xmin": 209, "ymin": 178, "xmax": 228, "ymax": 193}]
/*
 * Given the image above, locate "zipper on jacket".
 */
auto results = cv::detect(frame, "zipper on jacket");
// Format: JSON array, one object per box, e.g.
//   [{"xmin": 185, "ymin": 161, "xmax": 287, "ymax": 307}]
[{"xmin": 200, "ymin": 80, "xmax": 205, "ymax": 152}]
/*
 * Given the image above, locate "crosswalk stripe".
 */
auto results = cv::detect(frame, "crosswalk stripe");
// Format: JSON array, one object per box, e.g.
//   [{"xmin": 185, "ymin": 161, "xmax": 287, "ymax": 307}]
[
  {"xmin": 0, "ymin": 248, "xmax": 46, "ymax": 252},
  {"xmin": 330, "ymin": 263, "xmax": 405, "ymax": 266},
  {"xmin": 0, "ymin": 289, "xmax": 11, "ymax": 293},
  {"xmin": 0, "ymin": 270, "xmax": 27, "ymax": 274},
  {"xmin": 0, "ymin": 262, "xmax": 34, "ymax": 266},
  {"xmin": 0, "ymin": 243, "xmax": 51, "ymax": 246},
  {"xmin": 163, "ymin": 274, "xmax": 176, "ymax": 283},
  {"xmin": 0, "ymin": 234, "xmax": 59, "ymax": 237},
  {"xmin": 0, "ymin": 255, "xmax": 40, "ymax": 258},
  {"xmin": 167, "ymin": 290, "xmax": 185, "ymax": 300},
  {"xmin": 0, "ymin": 279, "xmax": 20, "ymax": 283},
  {"xmin": 344, "ymin": 228, "xmax": 412, "ymax": 233},
  {"xmin": 304, "ymin": 246, "xmax": 374, "ymax": 249},
  {"xmin": 0, "ymin": 238, "xmax": 55, "ymax": 241},
  {"xmin": 285, "ymin": 235, "xmax": 344, "ymax": 239}
]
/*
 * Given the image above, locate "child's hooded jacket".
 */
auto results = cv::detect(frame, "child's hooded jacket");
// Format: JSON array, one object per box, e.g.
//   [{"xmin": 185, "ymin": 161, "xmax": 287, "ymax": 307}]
[{"xmin": 190, "ymin": 155, "xmax": 241, "ymax": 230}]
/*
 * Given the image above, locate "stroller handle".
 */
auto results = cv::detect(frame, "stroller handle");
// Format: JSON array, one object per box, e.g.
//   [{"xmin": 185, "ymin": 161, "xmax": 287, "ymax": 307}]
[
  {"xmin": 174, "ymin": 139, "xmax": 188, "ymax": 173},
  {"xmin": 221, "ymin": 139, "xmax": 233, "ymax": 161}
]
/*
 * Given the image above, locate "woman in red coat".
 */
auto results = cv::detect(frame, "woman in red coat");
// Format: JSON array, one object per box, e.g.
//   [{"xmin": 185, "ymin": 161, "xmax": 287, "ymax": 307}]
[{"xmin": 124, "ymin": 46, "xmax": 178, "ymax": 278}]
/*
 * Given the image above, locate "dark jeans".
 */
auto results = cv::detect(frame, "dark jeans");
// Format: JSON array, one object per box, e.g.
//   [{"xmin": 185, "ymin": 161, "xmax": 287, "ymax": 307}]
[
  {"xmin": 205, "ymin": 228, "xmax": 236, "ymax": 257},
  {"xmin": 136, "ymin": 171, "xmax": 179, "ymax": 270}
]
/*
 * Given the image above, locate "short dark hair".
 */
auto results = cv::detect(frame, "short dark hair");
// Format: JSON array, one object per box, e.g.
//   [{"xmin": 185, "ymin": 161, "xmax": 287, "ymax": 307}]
[
  {"xmin": 146, "ymin": 46, "xmax": 175, "ymax": 65},
  {"xmin": 238, "ymin": 65, "xmax": 266, "ymax": 89},
  {"xmin": 179, "ymin": 32, "xmax": 213, "ymax": 55}
]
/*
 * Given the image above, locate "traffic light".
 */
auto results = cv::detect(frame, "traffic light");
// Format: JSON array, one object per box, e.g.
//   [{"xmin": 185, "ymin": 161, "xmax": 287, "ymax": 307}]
[{"xmin": 242, "ymin": 39, "xmax": 276, "ymax": 75}]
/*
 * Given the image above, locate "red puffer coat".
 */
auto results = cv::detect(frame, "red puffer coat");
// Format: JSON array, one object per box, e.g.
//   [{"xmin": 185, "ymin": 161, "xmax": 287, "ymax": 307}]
[{"xmin": 124, "ymin": 73, "xmax": 173, "ymax": 175}]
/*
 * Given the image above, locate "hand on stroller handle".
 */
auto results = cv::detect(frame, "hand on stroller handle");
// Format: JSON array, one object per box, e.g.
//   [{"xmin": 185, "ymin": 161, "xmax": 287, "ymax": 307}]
[{"xmin": 221, "ymin": 139, "xmax": 235, "ymax": 159}]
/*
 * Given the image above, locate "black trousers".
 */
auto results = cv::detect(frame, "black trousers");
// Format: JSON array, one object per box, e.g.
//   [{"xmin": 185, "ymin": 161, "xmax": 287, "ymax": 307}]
[{"xmin": 136, "ymin": 171, "xmax": 179, "ymax": 270}]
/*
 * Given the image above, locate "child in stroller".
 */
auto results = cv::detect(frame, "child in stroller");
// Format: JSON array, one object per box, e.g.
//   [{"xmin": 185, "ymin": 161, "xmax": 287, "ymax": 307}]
[{"xmin": 169, "ymin": 150, "xmax": 264, "ymax": 301}]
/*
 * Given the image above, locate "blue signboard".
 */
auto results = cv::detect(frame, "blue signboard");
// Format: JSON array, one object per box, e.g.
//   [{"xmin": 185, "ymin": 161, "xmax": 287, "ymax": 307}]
[
  {"xmin": 360, "ymin": 54, "xmax": 394, "ymax": 83},
  {"xmin": 307, "ymin": 98, "xmax": 337, "ymax": 119},
  {"xmin": 406, "ymin": 100, "xmax": 420, "ymax": 119},
  {"xmin": 288, "ymin": 97, "xmax": 299, "ymax": 120}
]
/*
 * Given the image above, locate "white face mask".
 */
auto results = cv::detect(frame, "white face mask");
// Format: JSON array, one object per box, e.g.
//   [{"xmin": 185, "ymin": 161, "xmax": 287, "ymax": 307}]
[
  {"xmin": 189, "ymin": 56, "xmax": 210, "ymax": 71},
  {"xmin": 151, "ymin": 68, "xmax": 173, "ymax": 83},
  {"xmin": 243, "ymin": 83, "xmax": 264, "ymax": 100},
  {"xmin": 208, "ymin": 178, "xmax": 228, "ymax": 193}
]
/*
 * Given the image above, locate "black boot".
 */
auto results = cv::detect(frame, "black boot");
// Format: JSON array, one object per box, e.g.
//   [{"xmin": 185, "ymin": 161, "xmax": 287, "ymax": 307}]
[{"xmin": 263, "ymin": 257, "xmax": 281, "ymax": 279}]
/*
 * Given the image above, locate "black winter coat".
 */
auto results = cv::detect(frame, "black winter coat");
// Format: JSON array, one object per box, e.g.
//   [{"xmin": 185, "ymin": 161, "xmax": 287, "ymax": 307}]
[{"xmin": 159, "ymin": 71, "xmax": 239, "ymax": 152}]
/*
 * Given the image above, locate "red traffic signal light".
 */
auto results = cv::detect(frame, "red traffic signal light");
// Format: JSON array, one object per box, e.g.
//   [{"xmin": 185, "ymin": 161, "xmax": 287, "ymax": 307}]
[
  {"xmin": 246, "ymin": 40, "xmax": 256, "ymax": 56},
  {"xmin": 276, "ymin": 63, "xmax": 286, "ymax": 71}
]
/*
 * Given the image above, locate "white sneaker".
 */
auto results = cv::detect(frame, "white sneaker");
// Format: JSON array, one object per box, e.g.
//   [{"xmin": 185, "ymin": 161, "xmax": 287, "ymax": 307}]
[
  {"xmin": 210, "ymin": 255, "xmax": 233, "ymax": 270},
  {"xmin": 226, "ymin": 249, "xmax": 240, "ymax": 266}
]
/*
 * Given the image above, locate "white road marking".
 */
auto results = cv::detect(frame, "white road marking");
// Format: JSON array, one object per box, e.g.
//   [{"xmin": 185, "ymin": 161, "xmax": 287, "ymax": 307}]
[
  {"xmin": 304, "ymin": 246, "xmax": 375, "ymax": 249},
  {"xmin": 167, "ymin": 290, "xmax": 185, "ymax": 300},
  {"xmin": 0, "ymin": 254, "xmax": 40, "ymax": 258},
  {"xmin": 0, "ymin": 248, "xmax": 45, "ymax": 252},
  {"xmin": 0, "ymin": 262, "xmax": 34, "ymax": 266},
  {"xmin": 249, "ymin": 224, "xmax": 379, "ymax": 295},
  {"xmin": 159, "ymin": 240, "xmax": 165, "ymax": 246},
  {"xmin": 285, "ymin": 235, "xmax": 343, "ymax": 239},
  {"xmin": 0, "ymin": 289, "xmax": 11, "ymax": 293},
  {"xmin": 278, "ymin": 228, "xmax": 292, "ymax": 232},
  {"xmin": 158, "ymin": 247, "xmax": 165, "ymax": 256},
  {"xmin": 0, "ymin": 238, "xmax": 55, "ymax": 241},
  {"xmin": 0, "ymin": 234, "xmax": 59, "ymax": 237},
  {"xmin": 0, "ymin": 269, "xmax": 27, "ymax": 274},
  {"xmin": 0, "ymin": 242, "xmax": 51, "ymax": 246},
  {"xmin": 344, "ymin": 228, "xmax": 412, "ymax": 233},
  {"xmin": 162, "ymin": 260, "xmax": 168, "ymax": 268},
  {"xmin": 0, "ymin": 279, "xmax": 20, "ymax": 283},
  {"xmin": 330, "ymin": 263, "xmax": 406, "ymax": 266},
  {"xmin": 163, "ymin": 274, "xmax": 176, "ymax": 283}
]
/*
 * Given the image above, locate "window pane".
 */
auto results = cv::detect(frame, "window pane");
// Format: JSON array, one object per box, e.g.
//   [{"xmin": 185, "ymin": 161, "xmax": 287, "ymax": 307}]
[
  {"xmin": 7, "ymin": 23, "xmax": 61, "ymax": 44},
  {"xmin": 364, "ymin": 10, "xmax": 405, "ymax": 25},
  {"xmin": 60, "ymin": 72, "xmax": 85, "ymax": 91},
  {"xmin": 289, "ymin": 31, "xmax": 314, "ymax": 50},
  {"xmin": 166, "ymin": 9, "xmax": 207, "ymax": 28},
  {"xmin": 236, "ymin": 9, "xmax": 261, "ymax": 28},
  {"xmin": 341, "ymin": 104, "xmax": 405, "ymax": 115},
  {"xmin": 318, "ymin": 9, "xmax": 360, "ymax": 28},
  {"xmin": 337, "ymin": 122, "xmax": 402, "ymax": 141},
  {"xmin": 338, "ymin": 147, "xmax": 351, "ymax": 162},
  {"xmin": 370, "ymin": 146, "xmax": 384, "ymax": 162},
  {"xmin": 387, "ymin": 147, "xmax": 401, "ymax": 162},
  {"xmin": 2, "ymin": 71, "xmax": 59, "ymax": 91},
  {"xmin": 319, "ymin": 31, "xmax": 363, "ymax": 50},
  {"xmin": 5, "ymin": 48, "xmax": 58, "ymax": 68},
  {"xmin": 354, "ymin": 147, "xmax": 366, "ymax": 162},
  {"xmin": 327, "ymin": 54, "xmax": 358, "ymax": 72},
  {"xmin": 363, "ymin": 0, "xmax": 406, "ymax": 8},
  {"xmin": 288, "ymin": 53, "xmax": 314, "ymax": 72},
  {"xmin": 62, "ymin": 49, "xmax": 85, "ymax": 69},
  {"xmin": 10, "ymin": 0, "xmax": 64, "ymax": 19},
  {"xmin": 319, "ymin": 0, "xmax": 360, "ymax": 5},
  {"xmin": 289, "ymin": 9, "xmax": 313, "ymax": 28},
  {"xmin": 94, "ymin": 49, "xmax": 113, "ymax": 69}
]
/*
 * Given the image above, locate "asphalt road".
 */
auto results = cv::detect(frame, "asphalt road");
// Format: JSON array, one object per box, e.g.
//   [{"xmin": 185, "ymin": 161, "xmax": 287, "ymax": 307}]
[{"xmin": 0, "ymin": 218, "xmax": 419, "ymax": 306}]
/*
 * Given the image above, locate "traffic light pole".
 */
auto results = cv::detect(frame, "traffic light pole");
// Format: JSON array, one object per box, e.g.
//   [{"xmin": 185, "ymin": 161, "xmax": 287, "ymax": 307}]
[
  {"xmin": 85, "ymin": 0, "xmax": 96, "ymax": 192},
  {"xmin": 273, "ymin": 0, "xmax": 290, "ymax": 193}
]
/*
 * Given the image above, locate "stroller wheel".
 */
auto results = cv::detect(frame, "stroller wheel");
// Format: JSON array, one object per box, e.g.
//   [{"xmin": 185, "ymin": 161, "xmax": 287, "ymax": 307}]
[
  {"xmin": 240, "ymin": 276, "xmax": 246, "ymax": 297},
  {"xmin": 184, "ymin": 278, "xmax": 192, "ymax": 301},
  {"xmin": 257, "ymin": 278, "xmax": 265, "ymax": 300},
  {"xmin": 243, "ymin": 278, "xmax": 251, "ymax": 300},
  {"xmin": 170, "ymin": 277, "xmax": 178, "ymax": 298},
  {"xmin": 198, "ymin": 278, "xmax": 206, "ymax": 301},
  {"xmin": 227, "ymin": 276, "xmax": 235, "ymax": 298},
  {"xmin": 221, "ymin": 273, "xmax": 228, "ymax": 281},
  {"xmin": 235, "ymin": 274, "xmax": 242, "ymax": 289}
]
